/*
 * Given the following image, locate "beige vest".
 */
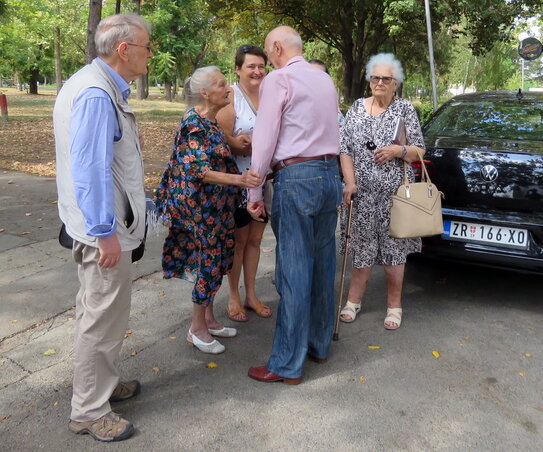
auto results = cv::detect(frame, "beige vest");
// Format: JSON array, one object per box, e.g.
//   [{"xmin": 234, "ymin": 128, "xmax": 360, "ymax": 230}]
[{"xmin": 54, "ymin": 59, "xmax": 145, "ymax": 251}]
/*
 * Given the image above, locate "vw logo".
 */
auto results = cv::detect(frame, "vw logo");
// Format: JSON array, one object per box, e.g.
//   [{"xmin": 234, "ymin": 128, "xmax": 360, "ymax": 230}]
[{"xmin": 480, "ymin": 165, "xmax": 498, "ymax": 182}]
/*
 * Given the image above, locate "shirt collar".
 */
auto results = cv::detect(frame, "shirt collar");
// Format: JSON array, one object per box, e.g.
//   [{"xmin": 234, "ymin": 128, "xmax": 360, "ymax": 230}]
[
  {"xmin": 285, "ymin": 55, "xmax": 305, "ymax": 67},
  {"xmin": 97, "ymin": 58, "xmax": 131, "ymax": 102}
]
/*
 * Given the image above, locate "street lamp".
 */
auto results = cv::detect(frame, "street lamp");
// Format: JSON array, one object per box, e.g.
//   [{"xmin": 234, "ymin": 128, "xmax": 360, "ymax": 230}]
[{"xmin": 424, "ymin": 0, "xmax": 438, "ymax": 111}]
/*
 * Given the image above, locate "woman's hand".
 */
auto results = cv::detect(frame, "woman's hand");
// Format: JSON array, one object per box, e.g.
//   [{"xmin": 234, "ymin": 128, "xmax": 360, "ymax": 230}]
[
  {"xmin": 374, "ymin": 145, "xmax": 401, "ymax": 165},
  {"xmin": 240, "ymin": 169, "xmax": 262, "ymax": 188},
  {"xmin": 343, "ymin": 183, "xmax": 357, "ymax": 206},
  {"xmin": 248, "ymin": 201, "xmax": 266, "ymax": 222}
]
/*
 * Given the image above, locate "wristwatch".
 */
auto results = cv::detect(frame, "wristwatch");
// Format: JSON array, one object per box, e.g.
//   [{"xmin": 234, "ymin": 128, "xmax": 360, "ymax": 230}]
[{"xmin": 401, "ymin": 145, "xmax": 408, "ymax": 159}]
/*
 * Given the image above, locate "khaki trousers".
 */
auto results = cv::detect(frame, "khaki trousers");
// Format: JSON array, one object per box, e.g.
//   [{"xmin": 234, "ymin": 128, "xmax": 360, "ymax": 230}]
[{"xmin": 70, "ymin": 241, "xmax": 132, "ymax": 422}]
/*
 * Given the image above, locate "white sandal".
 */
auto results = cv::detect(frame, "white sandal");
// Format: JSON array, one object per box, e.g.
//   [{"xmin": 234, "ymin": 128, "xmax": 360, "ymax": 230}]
[
  {"xmin": 384, "ymin": 308, "xmax": 402, "ymax": 330},
  {"xmin": 339, "ymin": 301, "xmax": 361, "ymax": 323}
]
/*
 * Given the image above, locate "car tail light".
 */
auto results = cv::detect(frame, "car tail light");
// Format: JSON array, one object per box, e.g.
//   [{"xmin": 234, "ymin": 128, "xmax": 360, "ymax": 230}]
[{"xmin": 411, "ymin": 160, "xmax": 435, "ymax": 181}]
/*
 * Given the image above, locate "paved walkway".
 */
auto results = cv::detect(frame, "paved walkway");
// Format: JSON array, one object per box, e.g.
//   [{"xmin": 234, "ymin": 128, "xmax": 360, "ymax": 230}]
[{"xmin": 1, "ymin": 171, "xmax": 542, "ymax": 451}]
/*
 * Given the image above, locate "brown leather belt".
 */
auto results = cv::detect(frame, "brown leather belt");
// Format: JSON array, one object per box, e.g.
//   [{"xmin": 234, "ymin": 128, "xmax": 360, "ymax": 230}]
[{"xmin": 272, "ymin": 154, "xmax": 338, "ymax": 174}]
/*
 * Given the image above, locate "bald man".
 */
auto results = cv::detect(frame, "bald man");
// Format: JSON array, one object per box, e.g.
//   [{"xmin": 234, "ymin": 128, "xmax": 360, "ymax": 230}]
[{"xmin": 247, "ymin": 26, "xmax": 342, "ymax": 384}]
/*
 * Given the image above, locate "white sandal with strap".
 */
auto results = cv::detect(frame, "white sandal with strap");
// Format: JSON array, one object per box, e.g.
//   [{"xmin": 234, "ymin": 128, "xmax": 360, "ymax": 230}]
[
  {"xmin": 339, "ymin": 301, "xmax": 361, "ymax": 323},
  {"xmin": 384, "ymin": 308, "xmax": 402, "ymax": 330}
]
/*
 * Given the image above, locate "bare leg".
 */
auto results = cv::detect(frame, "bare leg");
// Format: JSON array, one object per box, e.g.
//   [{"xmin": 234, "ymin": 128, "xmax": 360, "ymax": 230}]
[
  {"xmin": 226, "ymin": 225, "xmax": 249, "ymax": 321},
  {"xmin": 204, "ymin": 304, "xmax": 222, "ymax": 330},
  {"xmin": 243, "ymin": 221, "xmax": 271, "ymax": 316},
  {"xmin": 383, "ymin": 264, "xmax": 404, "ymax": 328},
  {"xmin": 190, "ymin": 304, "xmax": 213, "ymax": 342},
  {"xmin": 340, "ymin": 266, "xmax": 372, "ymax": 321}
]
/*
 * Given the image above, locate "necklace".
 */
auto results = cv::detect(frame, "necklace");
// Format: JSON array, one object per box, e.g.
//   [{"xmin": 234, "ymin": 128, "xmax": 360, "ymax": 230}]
[{"xmin": 365, "ymin": 96, "xmax": 395, "ymax": 151}]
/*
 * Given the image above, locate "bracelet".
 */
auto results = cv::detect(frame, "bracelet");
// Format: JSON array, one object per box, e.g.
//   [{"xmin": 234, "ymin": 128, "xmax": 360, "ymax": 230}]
[{"xmin": 401, "ymin": 145, "xmax": 408, "ymax": 159}]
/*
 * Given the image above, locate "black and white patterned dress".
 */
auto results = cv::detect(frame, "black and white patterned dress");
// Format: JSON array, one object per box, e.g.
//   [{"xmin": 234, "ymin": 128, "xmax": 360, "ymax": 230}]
[{"xmin": 340, "ymin": 97, "xmax": 425, "ymax": 267}]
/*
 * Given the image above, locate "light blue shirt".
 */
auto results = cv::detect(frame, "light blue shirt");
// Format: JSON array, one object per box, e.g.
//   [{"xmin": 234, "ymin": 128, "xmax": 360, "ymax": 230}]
[{"xmin": 69, "ymin": 58, "xmax": 130, "ymax": 238}]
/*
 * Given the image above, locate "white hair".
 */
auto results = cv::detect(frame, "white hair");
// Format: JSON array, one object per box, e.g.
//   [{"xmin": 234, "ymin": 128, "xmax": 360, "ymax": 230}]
[
  {"xmin": 95, "ymin": 14, "xmax": 151, "ymax": 57},
  {"xmin": 365, "ymin": 53, "xmax": 404, "ymax": 84},
  {"xmin": 183, "ymin": 66, "xmax": 222, "ymax": 106}
]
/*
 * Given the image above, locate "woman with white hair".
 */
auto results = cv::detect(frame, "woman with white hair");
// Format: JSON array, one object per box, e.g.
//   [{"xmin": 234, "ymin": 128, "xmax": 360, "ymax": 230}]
[
  {"xmin": 339, "ymin": 53, "xmax": 426, "ymax": 329},
  {"xmin": 154, "ymin": 66, "xmax": 261, "ymax": 354}
]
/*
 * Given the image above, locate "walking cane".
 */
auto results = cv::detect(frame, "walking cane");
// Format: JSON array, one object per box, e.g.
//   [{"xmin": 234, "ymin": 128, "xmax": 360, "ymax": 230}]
[{"xmin": 333, "ymin": 196, "xmax": 354, "ymax": 341}]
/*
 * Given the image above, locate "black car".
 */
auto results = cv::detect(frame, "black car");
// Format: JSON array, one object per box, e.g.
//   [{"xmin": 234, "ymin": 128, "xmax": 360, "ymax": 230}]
[{"xmin": 420, "ymin": 90, "xmax": 543, "ymax": 274}]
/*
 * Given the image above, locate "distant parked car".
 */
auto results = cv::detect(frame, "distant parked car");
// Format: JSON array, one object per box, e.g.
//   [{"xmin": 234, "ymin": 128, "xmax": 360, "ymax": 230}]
[{"xmin": 420, "ymin": 90, "xmax": 543, "ymax": 273}]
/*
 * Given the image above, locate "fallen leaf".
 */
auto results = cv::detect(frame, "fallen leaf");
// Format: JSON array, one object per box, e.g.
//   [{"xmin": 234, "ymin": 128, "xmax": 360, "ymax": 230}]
[
  {"xmin": 0, "ymin": 228, "xmax": 4, "ymax": 233},
  {"xmin": 67, "ymin": 317, "xmax": 73, "ymax": 321},
  {"xmin": 20, "ymin": 232, "xmax": 30, "ymax": 235},
  {"xmin": 367, "ymin": 345, "xmax": 381, "ymax": 350},
  {"xmin": 7, "ymin": 180, "xmax": 13, "ymax": 184},
  {"xmin": 50, "ymin": 200, "xmax": 58, "ymax": 204},
  {"xmin": 130, "ymin": 351, "xmax": 137, "ymax": 357},
  {"xmin": 11, "ymin": 320, "xmax": 17, "ymax": 323},
  {"xmin": 53, "ymin": 401, "xmax": 58, "ymax": 406},
  {"xmin": 159, "ymin": 290, "xmax": 165, "ymax": 296},
  {"xmin": 459, "ymin": 343, "xmax": 464, "ymax": 347},
  {"xmin": 43, "ymin": 349, "xmax": 57, "ymax": 356},
  {"xmin": 518, "ymin": 372, "xmax": 525, "ymax": 377},
  {"xmin": 524, "ymin": 353, "xmax": 533, "ymax": 358},
  {"xmin": 25, "ymin": 212, "xmax": 32, "ymax": 216},
  {"xmin": 0, "ymin": 359, "xmax": 5, "ymax": 366},
  {"xmin": 207, "ymin": 362, "xmax": 217, "ymax": 368},
  {"xmin": 152, "ymin": 367, "xmax": 160, "ymax": 373},
  {"xmin": 359, "ymin": 376, "xmax": 366, "ymax": 383},
  {"xmin": 169, "ymin": 336, "xmax": 177, "ymax": 339},
  {"xmin": 463, "ymin": 336, "xmax": 470, "ymax": 340},
  {"xmin": 432, "ymin": 350, "xmax": 441, "ymax": 358},
  {"xmin": 0, "ymin": 415, "xmax": 11, "ymax": 422},
  {"xmin": 124, "ymin": 329, "xmax": 133, "ymax": 338}
]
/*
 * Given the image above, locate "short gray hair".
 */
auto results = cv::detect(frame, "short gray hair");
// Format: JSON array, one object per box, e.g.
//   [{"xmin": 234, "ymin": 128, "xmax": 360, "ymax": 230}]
[
  {"xmin": 95, "ymin": 14, "xmax": 151, "ymax": 57},
  {"xmin": 183, "ymin": 66, "xmax": 223, "ymax": 107},
  {"xmin": 365, "ymin": 53, "xmax": 405, "ymax": 84}
]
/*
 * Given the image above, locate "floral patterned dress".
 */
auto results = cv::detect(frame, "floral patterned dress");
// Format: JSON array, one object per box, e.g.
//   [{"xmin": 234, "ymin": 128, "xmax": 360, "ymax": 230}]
[
  {"xmin": 154, "ymin": 108, "xmax": 240, "ymax": 306},
  {"xmin": 340, "ymin": 97, "xmax": 425, "ymax": 267}
]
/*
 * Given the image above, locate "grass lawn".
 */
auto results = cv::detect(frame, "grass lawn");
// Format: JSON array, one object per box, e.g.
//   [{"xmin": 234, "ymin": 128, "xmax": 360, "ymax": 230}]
[{"xmin": 0, "ymin": 87, "xmax": 186, "ymax": 189}]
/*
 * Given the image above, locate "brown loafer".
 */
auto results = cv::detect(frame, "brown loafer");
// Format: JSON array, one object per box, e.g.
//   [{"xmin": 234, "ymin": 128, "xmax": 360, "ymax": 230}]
[
  {"xmin": 69, "ymin": 411, "xmax": 134, "ymax": 442},
  {"xmin": 307, "ymin": 354, "xmax": 327, "ymax": 364},
  {"xmin": 248, "ymin": 365, "xmax": 302, "ymax": 385},
  {"xmin": 109, "ymin": 380, "xmax": 141, "ymax": 402}
]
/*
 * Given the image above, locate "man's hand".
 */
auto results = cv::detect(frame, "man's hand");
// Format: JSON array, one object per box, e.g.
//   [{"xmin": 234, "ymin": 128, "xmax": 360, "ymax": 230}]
[
  {"xmin": 240, "ymin": 169, "xmax": 262, "ymax": 188},
  {"xmin": 343, "ymin": 183, "xmax": 357, "ymax": 205},
  {"xmin": 97, "ymin": 234, "xmax": 122, "ymax": 268},
  {"xmin": 138, "ymin": 132, "xmax": 145, "ymax": 150},
  {"xmin": 247, "ymin": 201, "xmax": 266, "ymax": 222}
]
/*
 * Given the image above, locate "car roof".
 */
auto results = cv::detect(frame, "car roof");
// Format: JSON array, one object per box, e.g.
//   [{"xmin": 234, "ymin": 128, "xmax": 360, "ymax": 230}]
[{"xmin": 447, "ymin": 90, "xmax": 543, "ymax": 103}]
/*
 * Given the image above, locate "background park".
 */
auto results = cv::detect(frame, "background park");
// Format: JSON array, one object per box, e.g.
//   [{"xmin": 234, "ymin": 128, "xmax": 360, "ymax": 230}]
[{"xmin": 1, "ymin": 0, "xmax": 543, "ymax": 187}]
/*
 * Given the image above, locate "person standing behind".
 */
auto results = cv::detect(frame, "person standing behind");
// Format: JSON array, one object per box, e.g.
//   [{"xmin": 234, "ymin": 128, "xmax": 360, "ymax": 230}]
[
  {"xmin": 54, "ymin": 14, "xmax": 153, "ymax": 442},
  {"xmin": 247, "ymin": 26, "xmax": 342, "ymax": 384},
  {"xmin": 217, "ymin": 45, "xmax": 272, "ymax": 323}
]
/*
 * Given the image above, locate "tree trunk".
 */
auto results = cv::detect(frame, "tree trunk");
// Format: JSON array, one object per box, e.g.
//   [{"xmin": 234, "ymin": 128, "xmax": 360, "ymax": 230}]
[
  {"xmin": 136, "ymin": 75, "xmax": 148, "ymax": 100},
  {"xmin": 115, "ymin": 0, "xmax": 121, "ymax": 14},
  {"xmin": 164, "ymin": 82, "xmax": 172, "ymax": 102},
  {"xmin": 54, "ymin": 27, "xmax": 62, "ymax": 93},
  {"xmin": 86, "ymin": 0, "xmax": 102, "ymax": 63},
  {"xmin": 29, "ymin": 67, "xmax": 39, "ymax": 94}
]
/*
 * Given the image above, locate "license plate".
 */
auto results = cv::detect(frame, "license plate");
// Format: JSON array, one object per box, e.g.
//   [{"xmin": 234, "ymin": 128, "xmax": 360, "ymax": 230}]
[{"xmin": 443, "ymin": 220, "xmax": 529, "ymax": 249}]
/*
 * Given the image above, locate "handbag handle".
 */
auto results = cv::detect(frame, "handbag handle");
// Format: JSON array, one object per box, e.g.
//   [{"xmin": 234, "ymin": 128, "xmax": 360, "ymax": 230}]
[{"xmin": 402, "ymin": 147, "xmax": 432, "ymax": 185}]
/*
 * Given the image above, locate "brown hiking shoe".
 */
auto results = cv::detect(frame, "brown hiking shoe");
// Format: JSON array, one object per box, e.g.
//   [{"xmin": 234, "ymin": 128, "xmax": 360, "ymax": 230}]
[
  {"xmin": 109, "ymin": 380, "xmax": 141, "ymax": 402},
  {"xmin": 68, "ymin": 411, "xmax": 134, "ymax": 442}
]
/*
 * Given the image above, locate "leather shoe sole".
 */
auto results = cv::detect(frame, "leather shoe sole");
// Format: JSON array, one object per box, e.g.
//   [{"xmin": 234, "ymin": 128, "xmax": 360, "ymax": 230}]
[{"xmin": 248, "ymin": 366, "xmax": 302, "ymax": 385}]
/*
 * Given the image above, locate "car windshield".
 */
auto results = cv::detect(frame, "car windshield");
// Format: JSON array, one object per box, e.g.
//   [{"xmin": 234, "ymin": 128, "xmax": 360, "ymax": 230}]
[{"xmin": 424, "ymin": 100, "xmax": 543, "ymax": 141}]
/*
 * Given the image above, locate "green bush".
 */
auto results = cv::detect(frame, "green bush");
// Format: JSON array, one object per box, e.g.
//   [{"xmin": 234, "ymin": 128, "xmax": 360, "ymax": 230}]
[{"xmin": 414, "ymin": 102, "xmax": 434, "ymax": 126}]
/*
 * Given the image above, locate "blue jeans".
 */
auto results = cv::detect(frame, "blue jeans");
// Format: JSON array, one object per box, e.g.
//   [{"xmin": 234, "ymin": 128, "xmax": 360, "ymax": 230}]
[{"xmin": 267, "ymin": 158, "xmax": 342, "ymax": 379}]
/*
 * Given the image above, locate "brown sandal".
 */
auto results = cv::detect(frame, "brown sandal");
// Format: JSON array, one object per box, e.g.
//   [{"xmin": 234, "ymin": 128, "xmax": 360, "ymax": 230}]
[
  {"xmin": 244, "ymin": 302, "xmax": 273, "ymax": 318},
  {"xmin": 226, "ymin": 305, "xmax": 248, "ymax": 322}
]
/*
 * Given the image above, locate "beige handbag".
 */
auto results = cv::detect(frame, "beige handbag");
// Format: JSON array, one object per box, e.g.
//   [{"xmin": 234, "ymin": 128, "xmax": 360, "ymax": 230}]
[{"xmin": 389, "ymin": 149, "xmax": 444, "ymax": 239}]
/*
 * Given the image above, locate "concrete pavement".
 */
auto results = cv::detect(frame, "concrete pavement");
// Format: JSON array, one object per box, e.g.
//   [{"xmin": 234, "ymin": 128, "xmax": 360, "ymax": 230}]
[{"xmin": 0, "ymin": 170, "xmax": 542, "ymax": 451}]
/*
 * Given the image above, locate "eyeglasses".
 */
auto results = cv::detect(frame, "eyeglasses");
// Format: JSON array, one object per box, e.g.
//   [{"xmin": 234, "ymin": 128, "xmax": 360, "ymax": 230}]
[
  {"xmin": 239, "ymin": 45, "xmax": 253, "ymax": 53},
  {"xmin": 127, "ymin": 43, "xmax": 152, "ymax": 53},
  {"xmin": 369, "ymin": 76, "xmax": 395, "ymax": 85}
]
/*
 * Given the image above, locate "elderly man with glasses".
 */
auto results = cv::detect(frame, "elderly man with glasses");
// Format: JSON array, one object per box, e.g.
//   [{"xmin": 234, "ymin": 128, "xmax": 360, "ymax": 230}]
[{"xmin": 53, "ymin": 13, "xmax": 153, "ymax": 442}]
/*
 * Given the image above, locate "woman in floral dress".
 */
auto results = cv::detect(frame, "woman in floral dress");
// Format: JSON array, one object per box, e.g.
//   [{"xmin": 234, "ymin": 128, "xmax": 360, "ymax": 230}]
[
  {"xmin": 339, "ymin": 53, "xmax": 426, "ymax": 330},
  {"xmin": 155, "ymin": 66, "xmax": 261, "ymax": 354}
]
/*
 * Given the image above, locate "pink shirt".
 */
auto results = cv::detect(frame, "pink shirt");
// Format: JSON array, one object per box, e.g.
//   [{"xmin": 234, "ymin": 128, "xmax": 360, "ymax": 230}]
[{"xmin": 249, "ymin": 56, "xmax": 340, "ymax": 202}]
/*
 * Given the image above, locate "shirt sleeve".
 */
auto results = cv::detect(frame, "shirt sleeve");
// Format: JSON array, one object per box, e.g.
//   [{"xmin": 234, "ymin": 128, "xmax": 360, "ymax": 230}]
[
  {"xmin": 404, "ymin": 101, "xmax": 426, "ymax": 149},
  {"xmin": 340, "ymin": 101, "xmax": 358, "ymax": 157},
  {"xmin": 249, "ymin": 73, "xmax": 288, "ymax": 202},
  {"xmin": 69, "ymin": 88, "xmax": 119, "ymax": 238}
]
